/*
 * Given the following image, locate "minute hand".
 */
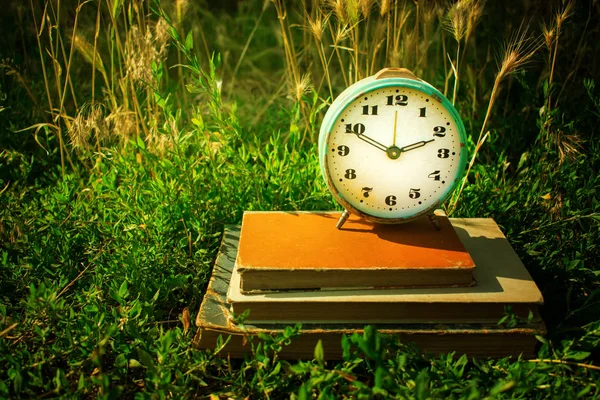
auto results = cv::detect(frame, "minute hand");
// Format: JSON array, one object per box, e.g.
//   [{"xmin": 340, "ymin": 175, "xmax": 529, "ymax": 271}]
[
  {"xmin": 354, "ymin": 132, "xmax": 388, "ymax": 152},
  {"xmin": 398, "ymin": 139, "xmax": 435, "ymax": 153}
]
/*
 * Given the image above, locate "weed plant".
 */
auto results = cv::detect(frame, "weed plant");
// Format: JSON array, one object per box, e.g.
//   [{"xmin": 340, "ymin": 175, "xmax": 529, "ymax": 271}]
[{"xmin": 0, "ymin": 0, "xmax": 599, "ymax": 397}]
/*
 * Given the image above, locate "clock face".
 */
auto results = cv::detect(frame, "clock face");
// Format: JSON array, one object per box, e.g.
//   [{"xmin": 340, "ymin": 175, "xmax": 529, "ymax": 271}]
[{"xmin": 324, "ymin": 85, "xmax": 465, "ymax": 221}]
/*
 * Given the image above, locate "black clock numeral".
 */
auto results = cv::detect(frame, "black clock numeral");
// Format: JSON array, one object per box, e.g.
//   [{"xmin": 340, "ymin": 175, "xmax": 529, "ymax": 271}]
[
  {"xmin": 362, "ymin": 105, "xmax": 378, "ymax": 115},
  {"xmin": 419, "ymin": 107, "xmax": 427, "ymax": 117},
  {"xmin": 433, "ymin": 126, "xmax": 446, "ymax": 137},
  {"xmin": 386, "ymin": 94, "xmax": 408, "ymax": 106},
  {"xmin": 385, "ymin": 195, "xmax": 397, "ymax": 206},
  {"xmin": 437, "ymin": 148, "xmax": 450, "ymax": 158},
  {"xmin": 344, "ymin": 169, "xmax": 357, "ymax": 179},
  {"xmin": 337, "ymin": 145, "xmax": 350, "ymax": 156},
  {"xmin": 345, "ymin": 123, "xmax": 365, "ymax": 134},
  {"xmin": 362, "ymin": 187, "xmax": 373, "ymax": 198},
  {"xmin": 428, "ymin": 170, "xmax": 441, "ymax": 181},
  {"xmin": 408, "ymin": 188, "xmax": 421, "ymax": 199}
]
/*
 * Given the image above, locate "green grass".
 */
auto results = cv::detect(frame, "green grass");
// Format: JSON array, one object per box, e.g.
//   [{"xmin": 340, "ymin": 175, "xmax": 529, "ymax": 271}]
[{"xmin": 1, "ymin": 0, "xmax": 599, "ymax": 397}]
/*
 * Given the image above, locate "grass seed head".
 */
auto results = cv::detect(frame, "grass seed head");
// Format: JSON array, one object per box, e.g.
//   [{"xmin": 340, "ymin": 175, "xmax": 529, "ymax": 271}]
[
  {"xmin": 73, "ymin": 33, "xmax": 106, "ymax": 77},
  {"xmin": 444, "ymin": 0, "xmax": 469, "ymax": 42},
  {"xmin": 333, "ymin": 24, "xmax": 351, "ymax": 44},
  {"xmin": 69, "ymin": 104, "xmax": 109, "ymax": 149},
  {"xmin": 360, "ymin": 0, "xmax": 374, "ymax": 19},
  {"xmin": 106, "ymin": 107, "xmax": 137, "ymax": 143},
  {"xmin": 306, "ymin": 11, "xmax": 328, "ymax": 43},
  {"xmin": 497, "ymin": 25, "xmax": 542, "ymax": 81},
  {"xmin": 542, "ymin": 22, "xmax": 555, "ymax": 49},
  {"xmin": 124, "ymin": 20, "xmax": 170, "ymax": 86},
  {"xmin": 380, "ymin": 0, "xmax": 390, "ymax": 17},
  {"xmin": 465, "ymin": 0, "xmax": 484, "ymax": 42},
  {"xmin": 421, "ymin": 0, "xmax": 438, "ymax": 24},
  {"xmin": 329, "ymin": 0, "xmax": 347, "ymax": 23},
  {"xmin": 175, "ymin": 0, "xmax": 189, "ymax": 26},
  {"xmin": 555, "ymin": 1, "xmax": 574, "ymax": 30},
  {"xmin": 345, "ymin": 0, "xmax": 361, "ymax": 24},
  {"xmin": 292, "ymin": 72, "xmax": 313, "ymax": 103}
]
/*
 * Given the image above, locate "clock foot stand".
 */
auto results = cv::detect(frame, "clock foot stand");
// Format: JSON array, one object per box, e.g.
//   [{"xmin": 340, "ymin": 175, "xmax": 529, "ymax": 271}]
[
  {"xmin": 429, "ymin": 214, "xmax": 441, "ymax": 231},
  {"xmin": 336, "ymin": 210, "xmax": 350, "ymax": 229}
]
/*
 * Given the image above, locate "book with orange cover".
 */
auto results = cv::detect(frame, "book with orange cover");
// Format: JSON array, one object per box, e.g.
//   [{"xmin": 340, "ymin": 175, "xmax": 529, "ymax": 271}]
[
  {"xmin": 228, "ymin": 218, "xmax": 544, "ymax": 324},
  {"xmin": 236, "ymin": 211, "xmax": 475, "ymax": 291},
  {"xmin": 193, "ymin": 225, "xmax": 545, "ymax": 359}
]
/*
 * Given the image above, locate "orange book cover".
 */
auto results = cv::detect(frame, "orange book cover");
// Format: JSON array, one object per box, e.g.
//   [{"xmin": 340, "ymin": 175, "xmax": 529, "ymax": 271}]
[{"xmin": 236, "ymin": 211, "xmax": 475, "ymax": 291}]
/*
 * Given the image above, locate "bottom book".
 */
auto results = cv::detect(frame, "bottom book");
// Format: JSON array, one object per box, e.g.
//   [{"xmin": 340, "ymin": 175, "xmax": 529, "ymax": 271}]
[{"xmin": 193, "ymin": 226, "xmax": 546, "ymax": 359}]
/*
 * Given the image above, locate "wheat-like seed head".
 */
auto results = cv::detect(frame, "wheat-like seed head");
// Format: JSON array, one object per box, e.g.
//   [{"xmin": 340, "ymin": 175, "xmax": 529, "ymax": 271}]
[
  {"xmin": 106, "ymin": 107, "xmax": 137, "ymax": 143},
  {"xmin": 333, "ymin": 24, "xmax": 351, "ymax": 43},
  {"xmin": 359, "ymin": 0, "xmax": 374, "ymax": 19},
  {"xmin": 306, "ymin": 11, "xmax": 328, "ymax": 43},
  {"xmin": 73, "ymin": 33, "xmax": 106, "ymax": 77},
  {"xmin": 421, "ymin": 0, "xmax": 437, "ymax": 24},
  {"xmin": 68, "ymin": 103, "xmax": 109, "ymax": 149},
  {"xmin": 175, "ymin": 0, "xmax": 189, "ymax": 27},
  {"xmin": 124, "ymin": 20, "xmax": 170, "ymax": 86},
  {"xmin": 465, "ymin": 0, "xmax": 484, "ymax": 42},
  {"xmin": 555, "ymin": 1, "xmax": 574, "ymax": 29},
  {"xmin": 497, "ymin": 25, "xmax": 542, "ymax": 81},
  {"xmin": 292, "ymin": 73, "xmax": 313, "ymax": 103},
  {"xmin": 380, "ymin": 0, "xmax": 390, "ymax": 17},
  {"xmin": 155, "ymin": 19, "xmax": 170, "ymax": 58},
  {"xmin": 329, "ymin": 0, "xmax": 347, "ymax": 24},
  {"xmin": 444, "ymin": 0, "xmax": 469, "ymax": 42},
  {"xmin": 542, "ymin": 22, "xmax": 555, "ymax": 50},
  {"xmin": 345, "ymin": 0, "xmax": 361, "ymax": 24}
]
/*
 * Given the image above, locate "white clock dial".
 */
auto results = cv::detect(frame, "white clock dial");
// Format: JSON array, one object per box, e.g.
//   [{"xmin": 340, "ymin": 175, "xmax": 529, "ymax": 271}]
[{"xmin": 325, "ymin": 86, "xmax": 464, "ymax": 220}]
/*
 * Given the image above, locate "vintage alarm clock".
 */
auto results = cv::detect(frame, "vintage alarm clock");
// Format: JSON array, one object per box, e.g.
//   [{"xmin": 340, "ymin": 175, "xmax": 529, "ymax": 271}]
[{"xmin": 318, "ymin": 68, "xmax": 467, "ymax": 228}]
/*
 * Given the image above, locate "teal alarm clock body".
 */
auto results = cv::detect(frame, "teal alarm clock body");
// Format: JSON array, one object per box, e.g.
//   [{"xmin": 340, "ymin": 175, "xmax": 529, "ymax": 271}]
[{"xmin": 318, "ymin": 68, "xmax": 468, "ymax": 223}]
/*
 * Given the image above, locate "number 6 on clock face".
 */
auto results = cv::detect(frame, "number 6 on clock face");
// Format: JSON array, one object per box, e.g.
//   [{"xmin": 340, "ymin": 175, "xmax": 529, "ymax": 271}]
[{"xmin": 318, "ymin": 68, "xmax": 467, "ymax": 224}]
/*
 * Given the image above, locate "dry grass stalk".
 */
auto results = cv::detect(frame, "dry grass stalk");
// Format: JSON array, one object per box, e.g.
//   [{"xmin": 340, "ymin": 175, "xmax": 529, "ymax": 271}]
[
  {"xmin": 330, "ymin": 0, "xmax": 346, "ymax": 24},
  {"xmin": 390, "ymin": 5, "xmax": 411, "ymax": 67},
  {"xmin": 327, "ymin": 22, "xmax": 351, "ymax": 87},
  {"xmin": 73, "ymin": 33, "xmax": 109, "ymax": 88},
  {"xmin": 443, "ymin": 0, "xmax": 485, "ymax": 104},
  {"xmin": 360, "ymin": 0, "xmax": 374, "ymax": 74},
  {"xmin": 124, "ymin": 19, "xmax": 169, "ymax": 87},
  {"xmin": 380, "ymin": 0, "xmax": 390, "ymax": 17},
  {"xmin": 546, "ymin": 1, "xmax": 573, "ymax": 114},
  {"xmin": 418, "ymin": 0, "xmax": 438, "ymax": 75},
  {"xmin": 69, "ymin": 104, "xmax": 109, "ymax": 150},
  {"xmin": 306, "ymin": 10, "xmax": 334, "ymax": 99},
  {"xmin": 272, "ymin": 0, "xmax": 301, "ymax": 88},
  {"xmin": 292, "ymin": 73, "xmax": 313, "ymax": 104},
  {"xmin": 29, "ymin": 0, "xmax": 54, "ymax": 120},
  {"xmin": 444, "ymin": 0, "xmax": 468, "ymax": 104},
  {"xmin": 464, "ymin": 0, "xmax": 484, "ymax": 49},
  {"xmin": 345, "ymin": 0, "xmax": 362, "ymax": 82},
  {"xmin": 449, "ymin": 24, "xmax": 542, "ymax": 215}
]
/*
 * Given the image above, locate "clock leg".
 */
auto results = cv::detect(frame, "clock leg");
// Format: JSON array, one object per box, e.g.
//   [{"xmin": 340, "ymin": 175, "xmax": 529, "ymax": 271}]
[
  {"xmin": 336, "ymin": 210, "xmax": 350, "ymax": 229},
  {"xmin": 429, "ymin": 214, "xmax": 441, "ymax": 231}
]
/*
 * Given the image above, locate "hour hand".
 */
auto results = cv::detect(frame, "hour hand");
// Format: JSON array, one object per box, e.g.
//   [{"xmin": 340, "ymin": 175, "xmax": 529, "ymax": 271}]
[
  {"xmin": 398, "ymin": 139, "xmax": 435, "ymax": 153},
  {"xmin": 355, "ymin": 133, "xmax": 388, "ymax": 152}
]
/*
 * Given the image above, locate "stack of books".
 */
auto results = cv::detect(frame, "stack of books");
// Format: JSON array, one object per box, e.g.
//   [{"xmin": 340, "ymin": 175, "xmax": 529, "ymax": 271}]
[{"xmin": 193, "ymin": 211, "xmax": 545, "ymax": 358}]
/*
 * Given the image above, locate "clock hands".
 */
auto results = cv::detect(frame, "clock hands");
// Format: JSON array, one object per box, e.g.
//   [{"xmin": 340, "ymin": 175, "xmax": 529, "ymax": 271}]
[
  {"xmin": 347, "ymin": 111, "xmax": 435, "ymax": 158},
  {"xmin": 398, "ymin": 139, "xmax": 435, "ymax": 152},
  {"xmin": 352, "ymin": 131, "xmax": 388, "ymax": 152},
  {"xmin": 386, "ymin": 139, "xmax": 435, "ymax": 160},
  {"xmin": 392, "ymin": 110, "xmax": 398, "ymax": 146},
  {"xmin": 386, "ymin": 110, "xmax": 434, "ymax": 159}
]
